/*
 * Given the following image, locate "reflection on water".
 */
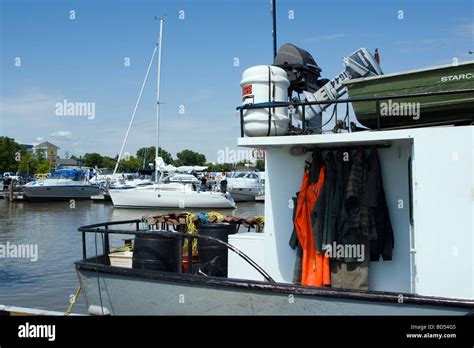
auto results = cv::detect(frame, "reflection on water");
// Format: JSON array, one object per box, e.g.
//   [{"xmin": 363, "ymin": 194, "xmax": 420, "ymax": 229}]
[{"xmin": 0, "ymin": 199, "xmax": 263, "ymax": 314}]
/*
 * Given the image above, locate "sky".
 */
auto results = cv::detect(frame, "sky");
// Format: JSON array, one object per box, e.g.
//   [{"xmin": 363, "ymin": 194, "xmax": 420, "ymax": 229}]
[{"xmin": 1, "ymin": 0, "xmax": 473, "ymax": 162}]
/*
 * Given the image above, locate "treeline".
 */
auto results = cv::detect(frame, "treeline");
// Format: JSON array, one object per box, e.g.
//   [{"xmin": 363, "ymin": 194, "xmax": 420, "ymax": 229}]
[
  {"xmin": 77, "ymin": 147, "xmax": 208, "ymax": 172},
  {"xmin": 0, "ymin": 137, "xmax": 54, "ymax": 174},
  {"xmin": 0, "ymin": 138, "xmax": 264, "ymax": 174}
]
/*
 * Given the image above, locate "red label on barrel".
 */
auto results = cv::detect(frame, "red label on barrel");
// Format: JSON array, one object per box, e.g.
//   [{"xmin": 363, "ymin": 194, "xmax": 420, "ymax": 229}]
[{"xmin": 242, "ymin": 85, "xmax": 252, "ymax": 96}]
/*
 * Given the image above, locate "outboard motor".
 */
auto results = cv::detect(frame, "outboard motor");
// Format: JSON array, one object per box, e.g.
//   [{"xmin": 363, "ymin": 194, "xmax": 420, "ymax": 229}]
[
  {"xmin": 273, "ymin": 43, "xmax": 329, "ymax": 93},
  {"xmin": 240, "ymin": 44, "xmax": 383, "ymax": 136},
  {"xmin": 293, "ymin": 47, "xmax": 383, "ymax": 133}
]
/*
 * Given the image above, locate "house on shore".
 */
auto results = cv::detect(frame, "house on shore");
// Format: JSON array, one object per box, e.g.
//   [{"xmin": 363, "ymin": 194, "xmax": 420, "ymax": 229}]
[{"xmin": 34, "ymin": 141, "xmax": 59, "ymax": 163}]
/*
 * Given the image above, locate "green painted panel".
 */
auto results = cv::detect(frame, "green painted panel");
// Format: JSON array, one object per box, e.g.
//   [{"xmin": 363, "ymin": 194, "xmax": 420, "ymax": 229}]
[{"xmin": 345, "ymin": 62, "xmax": 474, "ymax": 128}]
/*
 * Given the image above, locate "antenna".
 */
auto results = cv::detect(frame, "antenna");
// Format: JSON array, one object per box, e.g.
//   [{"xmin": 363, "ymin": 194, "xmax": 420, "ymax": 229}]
[{"xmin": 272, "ymin": 0, "xmax": 277, "ymax": 59}]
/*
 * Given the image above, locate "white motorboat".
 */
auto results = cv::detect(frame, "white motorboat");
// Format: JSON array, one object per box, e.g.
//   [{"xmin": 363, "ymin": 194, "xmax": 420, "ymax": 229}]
[
  {"xmin": 22, "ymin": 169, "xmax": 100, "ymax": 202},
  {"xmin": 109, "ymin": 182, "xmax": 236, "ymax": 209},
  {"xmin": 227, "ymin": 170, "xmax": 264, "ymax": 202}
]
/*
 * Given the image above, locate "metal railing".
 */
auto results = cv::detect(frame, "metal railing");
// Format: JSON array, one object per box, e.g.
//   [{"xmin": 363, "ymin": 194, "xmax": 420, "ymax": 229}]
[
  {"xmin": 236, "ymin": 89, "xmax": 474, "ymax": 137},
  {"xmin": 78, "ymin": 219, "xmax": 275, "ymax": 283}
]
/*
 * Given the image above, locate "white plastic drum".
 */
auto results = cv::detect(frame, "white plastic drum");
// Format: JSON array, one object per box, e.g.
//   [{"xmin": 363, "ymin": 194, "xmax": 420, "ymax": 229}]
[{"xmin": 240, "ymin": 65, "xmax": 290, "ymax": 136}]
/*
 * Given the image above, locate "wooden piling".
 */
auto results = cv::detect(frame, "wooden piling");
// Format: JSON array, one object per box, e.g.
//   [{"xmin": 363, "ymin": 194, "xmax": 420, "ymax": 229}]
[{"xmin": 8, "ymin": 182, "xmax": 13, "ymax": 202}]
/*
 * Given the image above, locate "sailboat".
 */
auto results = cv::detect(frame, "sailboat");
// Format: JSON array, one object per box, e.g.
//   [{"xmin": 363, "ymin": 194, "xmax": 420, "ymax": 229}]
[{"xmin": 108, "ymin": 19, "xmax": 236, "ymax": 209}]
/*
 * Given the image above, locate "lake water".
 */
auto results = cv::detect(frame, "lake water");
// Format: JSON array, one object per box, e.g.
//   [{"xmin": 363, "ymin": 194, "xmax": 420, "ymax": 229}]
[{"xmin": 0, "ymin": 199, "xmax": 264, "ymax": 314}]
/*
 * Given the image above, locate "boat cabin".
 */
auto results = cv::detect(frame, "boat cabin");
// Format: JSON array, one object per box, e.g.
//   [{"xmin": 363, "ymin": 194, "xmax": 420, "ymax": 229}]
[{"xmin": 238, "ymin": 125, "xmax": 473, "ymax": 300}]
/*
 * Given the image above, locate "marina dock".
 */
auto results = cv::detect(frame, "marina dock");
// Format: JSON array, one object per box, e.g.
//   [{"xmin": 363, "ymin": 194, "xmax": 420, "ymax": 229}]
[{"xmin": 1, "ymin": 189, "xmax": 25, "ymax": 201}]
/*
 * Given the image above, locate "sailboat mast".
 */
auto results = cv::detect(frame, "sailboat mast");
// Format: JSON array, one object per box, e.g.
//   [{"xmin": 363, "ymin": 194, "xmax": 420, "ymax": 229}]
[{"xmin": 155, "ymin": 18, "xmax": 164, "ymax": 183}]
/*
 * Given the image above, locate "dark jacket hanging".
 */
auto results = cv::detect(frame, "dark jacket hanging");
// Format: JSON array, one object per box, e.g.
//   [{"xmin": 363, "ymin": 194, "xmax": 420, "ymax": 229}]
[
  {"xmin": 362, "ymin": 148, "xmax": 394, "ymax": 261},
  {"xmin": 314, "ymin": 151, "xmax": 338, "ymax": 253}
]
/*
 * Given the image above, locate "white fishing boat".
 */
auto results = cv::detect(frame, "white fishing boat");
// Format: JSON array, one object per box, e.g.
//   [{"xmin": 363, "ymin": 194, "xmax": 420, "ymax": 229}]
[
  {"xmin": 75, "ymin": 40, "xmax": 474, "ymax": 314},
  {"xmin": 22, "ymin": 169, "xmax": 100, "ymax": 202},
  {"xmin": 227, "ymin": 170, "xmax": 264, "ymax": 201},
  {"xmin": 75, "ymin": 7, "xmax": 474, "ymax": 316}
]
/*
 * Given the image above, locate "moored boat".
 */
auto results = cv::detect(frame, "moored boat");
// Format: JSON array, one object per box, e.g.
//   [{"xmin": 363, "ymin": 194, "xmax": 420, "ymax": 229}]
[
  {"xmin": 21, "ymin": 169, "xmax": 100, "ymax": 202},
  {"xmin": 227, "ymin": 170, "xmax": 264, "ymax": 202},
  {"xmin": 109, "ymin": 183, "xmax": 236, "ymax": 209},
  {"xmin": 344, "ymin": 61, "xmax": 474, "ymax": 129},
  {"xmin": 74, "ymin": 12, "xmax": 473, "ymax": 316},
  {"xmin": 75, "ymin": 217, "xmax": 473, "ymax": 315}
]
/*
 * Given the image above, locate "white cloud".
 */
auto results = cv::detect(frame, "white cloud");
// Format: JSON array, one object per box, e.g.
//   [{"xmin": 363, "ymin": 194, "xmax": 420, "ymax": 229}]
[
  {"xmin": 0, "ymin": 88, "xmax": 239, "ymax": 162},
  {"xmin": 50, "ymin": 130, "xmax": 73, "ymax": 140},
  {"xmin": 304, "ymin": 34, "xmax": 346, "ymax": 42},
  {"xmin": 0, "ymin": 88, "xmax": 63, "ymax": 119}
]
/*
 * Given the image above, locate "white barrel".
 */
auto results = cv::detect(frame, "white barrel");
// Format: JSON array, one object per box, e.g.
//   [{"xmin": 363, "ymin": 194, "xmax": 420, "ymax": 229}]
[{"xmin": 240, "ymin": 65, "xmax": 290, "ymax": 136}]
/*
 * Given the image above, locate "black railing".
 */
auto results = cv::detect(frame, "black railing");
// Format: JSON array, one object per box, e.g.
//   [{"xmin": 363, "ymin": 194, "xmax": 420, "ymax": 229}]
[
  {"xmin": 78, "ymin": 219, "xmax": 275, "ymax": 283},
  {"xmin": 236, "ymin": 88, "xmax": 474, "ymax": 137}
]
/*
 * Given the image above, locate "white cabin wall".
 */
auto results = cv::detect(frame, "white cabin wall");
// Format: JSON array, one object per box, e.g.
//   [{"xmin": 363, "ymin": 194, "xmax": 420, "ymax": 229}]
[
  {"xmin": 249, "ymin": 125, "xmax": 473, "ymax": 299},
  {"xmin": 369, "ymin": 140, "xmax": 412, "ymax": 293},
  {"xmin": 264, "ymin": 147, "xmax": 303, "ymax": 283},
  {"xmin": 412, "ymin": 126, "xmax": 473, "ymax": 299}
]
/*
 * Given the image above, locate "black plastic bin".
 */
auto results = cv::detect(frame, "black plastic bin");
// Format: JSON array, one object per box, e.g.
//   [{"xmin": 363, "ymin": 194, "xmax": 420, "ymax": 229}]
[
  {"xmin": 197, "ymin": 223, "xmax": 237, "ymax": 277},
  {"xmin": 132, "ymin": 232, "xmax": 182, "ymax": 273}
]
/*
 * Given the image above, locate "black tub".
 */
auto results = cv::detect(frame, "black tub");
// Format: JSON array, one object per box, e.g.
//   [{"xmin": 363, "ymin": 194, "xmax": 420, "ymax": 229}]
[
  {"xmin": 197, "ymin": 223, "xmax": 237, "ymax": 277},
  {"xmin": 132, "ymin": 232, "xmax": 182, "ymax": 273}
]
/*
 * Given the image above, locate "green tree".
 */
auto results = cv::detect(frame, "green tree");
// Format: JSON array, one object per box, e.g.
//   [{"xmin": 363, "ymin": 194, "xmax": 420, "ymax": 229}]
[
  {"xmin": 222, "ymin": 163, "xmax": 232, "ymax": 172},
  {"xmin": 83, "ymin": 153, "xmax": 103, "ymax": 168},
  {"xmin": 0, "ymin": 136, "xmax": 21, "ymax": 173},
  {"xmin": 256, "ymin": 160, "xmax": 265, "ymax": 171},
  {"xmin": 119, "ymin": 156, "xmax": 141, "ymax": 172},
  {"xmin": 207, "ymin": 162, "xmax": 233, "ymax": 172},
  {"xmin": 101, "ymin": 156, "xmax": 116, "ymax": 169},
  {"xmin": 36, "ymin": 160, "xmax": 52, "ymax": 174},
  {"xmin": 136, "ymin": 146, "xmax": 174, "ymax": 167},
  {"xmin": 34, "ymin": 148, "xmax": 46, "ymax": 162},
  {"xmin": 176, "ymin": 150, "xmax": 206, "ymax": 166},
  {"xmin": 18, "ymin": 152, "xmax": 38, "ymax": 174}
]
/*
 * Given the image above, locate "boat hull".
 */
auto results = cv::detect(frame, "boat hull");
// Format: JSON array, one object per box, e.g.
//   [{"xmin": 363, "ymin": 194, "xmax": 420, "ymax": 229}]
[
  {"xmin": 227, "ymin": 187, "xmax": 260, "ymax": 202},
  {"xmin": 22, "ymin": 185, "xmax": 100, "ymax": 202},
  {"xmin": 344, "ymin": 61, "xmax": 474, "ymax": 129},
  {"xmin": 109, "ymin": 187, "xmax": 236, "ymax": 209},
  {"xmin": 75, "ymin": 264, "xmax": 472, "ymax": 315}
]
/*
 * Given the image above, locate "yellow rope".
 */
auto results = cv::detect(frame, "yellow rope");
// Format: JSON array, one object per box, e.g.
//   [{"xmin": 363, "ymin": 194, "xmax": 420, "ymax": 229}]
[
  {"xmin": 206, "ymin": 211, "xmax": 225, "ymax": 222},
  {"xmin": 185, "ymin": 213, "xmax": 197, "ymax": 234},
  {"xmin": 110, "ymin": 244, "xmax": 133, "ymax": 253},
  {"xmin": 255, "ymin": 215, "xmax": 265, "ymax": 232},
  {"xmin": 183, "ymin": 212, "xmax": 198, "ymax": 254},
  {"xmin": 64, "ymin": 286, "xmax": 81, "ymax": 316}
]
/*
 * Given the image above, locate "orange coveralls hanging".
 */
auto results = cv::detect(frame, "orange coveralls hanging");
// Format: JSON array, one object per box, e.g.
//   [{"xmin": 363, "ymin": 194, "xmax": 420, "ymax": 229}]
[{"xmin": 294, "ymin": 154, "xmax": 331, "ymax": 287}]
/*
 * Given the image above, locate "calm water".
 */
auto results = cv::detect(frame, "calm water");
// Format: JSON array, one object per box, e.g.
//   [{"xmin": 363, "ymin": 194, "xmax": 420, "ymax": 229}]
[{"xmin": 0, "ymin": 199, "xmax": 263, "ymax": 314}]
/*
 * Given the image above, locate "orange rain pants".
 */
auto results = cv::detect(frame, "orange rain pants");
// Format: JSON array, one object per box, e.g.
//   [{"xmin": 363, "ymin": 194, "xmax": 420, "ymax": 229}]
[{"xmin": 294, "ymin": 166, "xmax": 331, "ymax": 287}]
